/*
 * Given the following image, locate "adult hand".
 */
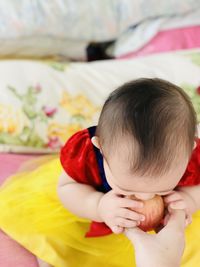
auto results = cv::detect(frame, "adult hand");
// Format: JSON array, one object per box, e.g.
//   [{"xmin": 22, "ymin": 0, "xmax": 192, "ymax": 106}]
[{"xmin": 125, "ymin": 209, "xmax": 186, "ymax": 267}]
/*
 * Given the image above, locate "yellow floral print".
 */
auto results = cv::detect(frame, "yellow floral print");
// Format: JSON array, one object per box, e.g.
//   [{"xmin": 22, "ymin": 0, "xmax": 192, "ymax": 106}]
[
  {"xmin": 60, "ymin": 91, "xmax": 99, "ymax": 121},
  {"xmin": 47, "ymin": 122, "xmax": 82, "ymax": 143},
  {"xmin": 0, "ymin": 104, "xmax": 29, "ymax": 135}
]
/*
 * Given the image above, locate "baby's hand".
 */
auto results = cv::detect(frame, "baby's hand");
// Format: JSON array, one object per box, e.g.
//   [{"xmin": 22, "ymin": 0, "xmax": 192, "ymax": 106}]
[
  {"xmin": 163, "ymin": 190, "xmax": 196, "ymax": 226},
  {"xmin": 97, "ymin": 190, "xmax": 145, "ymax": 234}
]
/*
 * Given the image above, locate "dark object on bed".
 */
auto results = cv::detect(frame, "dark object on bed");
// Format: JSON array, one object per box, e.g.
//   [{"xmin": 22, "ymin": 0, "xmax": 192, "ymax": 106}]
[{"xmin": 87, "ymin": 41, "xmax": 114, "ymax": 61}]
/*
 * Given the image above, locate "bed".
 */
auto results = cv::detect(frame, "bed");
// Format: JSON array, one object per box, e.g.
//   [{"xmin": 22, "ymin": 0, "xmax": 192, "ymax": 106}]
[{"xmin": 1, "ymin": 1, "xmax": 200, "ymax": 266}]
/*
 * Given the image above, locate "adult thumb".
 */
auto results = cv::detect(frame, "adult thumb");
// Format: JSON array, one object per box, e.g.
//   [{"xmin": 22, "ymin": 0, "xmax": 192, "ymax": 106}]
[{"xmin": 125, "ymin": 227, "xmax": 146, "ymax": 243}]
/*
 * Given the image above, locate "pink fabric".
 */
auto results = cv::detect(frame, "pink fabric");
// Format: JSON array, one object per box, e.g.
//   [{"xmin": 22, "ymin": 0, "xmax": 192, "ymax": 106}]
[
  {"xmin": 0, "ymin": 153, "xmax": 36, "ymax": 185},
  {"xmin": 0, "ymin": 153, "xmax": 38, "ymax": 267},
  {"xmin": 0, "ymin": 230, "xmax": 37, "ymax": 267},
  {"xmin": 119, "ymin": 26, "xmax": 200, "ymax": 59}
]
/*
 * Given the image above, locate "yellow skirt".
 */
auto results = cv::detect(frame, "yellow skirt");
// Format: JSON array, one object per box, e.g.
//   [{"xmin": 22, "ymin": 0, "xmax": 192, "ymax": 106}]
[{"xmin": 0, "ymin": 157, "xmax": 200, "ymax": 267}]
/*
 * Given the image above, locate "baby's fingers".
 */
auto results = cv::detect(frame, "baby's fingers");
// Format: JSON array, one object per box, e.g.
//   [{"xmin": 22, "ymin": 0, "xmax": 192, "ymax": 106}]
[
  {"xmin": 115, "ymin": 217, "xmax": 139, "ymax": 228},
  {"xmin": 111, "ymin": 226, "xmax": 124, "ymax": 234},
  {"xmin": 164, "ymin": 192, "xmax": 183, "ymax": 203},
  {"xmin": 169, "ymin": 200, "xmax": 186, "ymax": 210},
  {"xmin": 117, "ymin": 208, "xmax": 145, "ymax": 222},
  {"xmin": 118, "ymin": 197, "xmax": 143, "ymax": 209}
]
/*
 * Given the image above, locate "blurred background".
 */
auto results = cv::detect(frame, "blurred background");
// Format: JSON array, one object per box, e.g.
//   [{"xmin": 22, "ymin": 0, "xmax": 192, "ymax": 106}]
[{"xmin": 0, "ymin": 0, "xmax": 200, "ymax": 61}]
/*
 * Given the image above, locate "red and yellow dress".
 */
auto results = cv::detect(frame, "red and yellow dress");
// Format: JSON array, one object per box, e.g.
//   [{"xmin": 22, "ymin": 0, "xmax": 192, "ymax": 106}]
[{"xmin": 0, "ymin": 126, "xmax": 200, "ymax": 267}]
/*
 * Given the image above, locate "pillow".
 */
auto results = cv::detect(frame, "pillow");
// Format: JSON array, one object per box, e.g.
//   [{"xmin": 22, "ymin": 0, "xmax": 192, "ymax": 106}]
[
  {"xmin": 0, "ymin": 49, "xmax": 200, "ymax": 153},
  {"xmin": 110, "ymin": 9, "xmax": 200, "ymax": 58},
  {"xmin": 118, "ymin": 26, "xmax": 200, "ymax": 59}
]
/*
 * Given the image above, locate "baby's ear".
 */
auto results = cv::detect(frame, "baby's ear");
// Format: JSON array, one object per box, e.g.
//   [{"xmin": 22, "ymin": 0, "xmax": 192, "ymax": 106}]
[
  {"xmin": 193, "ymin": 141, "xmax": 197, "ymax": 150},
  {"xmin": 91, "ymin": 136, "xmax": 100, "ymax": 149}
]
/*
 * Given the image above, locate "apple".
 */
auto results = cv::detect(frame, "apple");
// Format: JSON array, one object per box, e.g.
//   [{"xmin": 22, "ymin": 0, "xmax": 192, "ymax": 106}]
[{"xmin": 128, "ymin": 195, "xmax": 164, "ymax": 231}]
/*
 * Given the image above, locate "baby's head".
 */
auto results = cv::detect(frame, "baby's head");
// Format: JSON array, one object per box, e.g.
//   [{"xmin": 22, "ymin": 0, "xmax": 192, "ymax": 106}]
[{"xmin": 92, "ymin": 78, "xmax": 197, "ymax": 200}]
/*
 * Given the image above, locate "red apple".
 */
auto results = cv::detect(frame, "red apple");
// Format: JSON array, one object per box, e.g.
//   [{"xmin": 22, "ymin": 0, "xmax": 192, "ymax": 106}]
[{"xmin": 128, "ymin": 195, "xmax": 164, "ymax": 231}]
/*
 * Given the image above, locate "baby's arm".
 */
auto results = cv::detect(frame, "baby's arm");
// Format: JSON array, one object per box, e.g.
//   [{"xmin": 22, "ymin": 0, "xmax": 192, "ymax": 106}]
[
  {"xmin": 57, "ymin": 171, "xmax": 104, "ymax": 222},
  {"xmin": 57, "ymin": 171, "xmax": 144, "ymax": 233}
]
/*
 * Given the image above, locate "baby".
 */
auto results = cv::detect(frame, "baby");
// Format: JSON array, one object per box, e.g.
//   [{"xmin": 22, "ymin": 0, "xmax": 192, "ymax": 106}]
[{"xmin": 58, "ymin": 78, "xmax": 200, "ymax": 237}]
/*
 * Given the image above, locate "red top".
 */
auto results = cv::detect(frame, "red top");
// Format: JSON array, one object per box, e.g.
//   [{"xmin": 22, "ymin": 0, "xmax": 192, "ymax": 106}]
[{"xmin": 60, "ymin": 128, "xmax": 200, "ymax": 237}]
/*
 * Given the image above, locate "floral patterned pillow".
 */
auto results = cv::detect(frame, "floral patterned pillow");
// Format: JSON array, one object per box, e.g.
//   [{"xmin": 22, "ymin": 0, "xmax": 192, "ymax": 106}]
[
  {"xmin": 1, "ymin": 50, "xmax": 200, "ymax": 153},
  {"xmin": 0, "ymin": 86, "xmax": 99, "ymax": 153}
]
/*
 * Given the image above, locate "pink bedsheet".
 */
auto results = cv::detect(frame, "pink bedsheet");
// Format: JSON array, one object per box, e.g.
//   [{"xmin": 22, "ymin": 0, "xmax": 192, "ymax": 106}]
[
  {"xmin": 119, "ymin": 26, "xmax": 200, "ymax": 59},
  {"xmin": 0, "ymin": 153, "xmax": 38, "ymax": 267},
  {"xmin": 0, "ymin": 230, "xmax": 37, "ymax": 267},
  {"xmin": 0, "ymin": 153, "xmax": 37, "ymax": 185}
]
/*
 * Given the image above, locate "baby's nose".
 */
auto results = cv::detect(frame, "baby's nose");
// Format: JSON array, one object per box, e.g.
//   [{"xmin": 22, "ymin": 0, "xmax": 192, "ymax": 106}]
[{"xmin": 134, "ymin": 193, "xmax": 155, "ymax": 200}]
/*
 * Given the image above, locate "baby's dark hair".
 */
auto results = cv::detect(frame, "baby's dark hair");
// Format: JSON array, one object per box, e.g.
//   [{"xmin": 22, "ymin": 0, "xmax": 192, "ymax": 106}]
[{"xmin": 95, "ymin": 78, "xmax": 197, "ymax": 177}]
